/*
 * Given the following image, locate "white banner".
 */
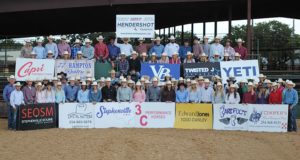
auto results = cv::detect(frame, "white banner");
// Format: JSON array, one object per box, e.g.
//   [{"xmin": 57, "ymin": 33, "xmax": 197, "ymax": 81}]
[
  {"xmin": 247, "ymin": 104, "xmax": 288, "ymax": 132},
  {"xmin": 15, "ymin": 58, "xmax": 55, "ymax": 81},
  {"xmin": 213, "ymin": 104, "xmax": 249, "ymax": 131},
  {"xmin": 94, "ymin": 102, "xmax": 175, "ymax": 128},
  {"xmin": 116, "ymin": 15, "xmax": 155, "ymax": 38},
  {"xmin": 59, "ymin": 103, "xmax": 95, "ymax": 128},
  {"xmin": 55, "ymin": 59, "xmax": 94, "ymax": 79},
  {"xmin": 220, "ymin": 60, "xmax": 259, "ymax": 84}
]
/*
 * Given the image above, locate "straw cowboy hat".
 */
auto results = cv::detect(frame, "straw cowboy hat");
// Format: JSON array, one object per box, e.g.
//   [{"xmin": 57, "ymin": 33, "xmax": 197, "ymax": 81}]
[
  {"xmin": 166, "ymin": 81, "xmax": 172, "ymax": 85},
  {"xmin": 236, "ymin": 38, "xmax": 245, "ymax": 43},
  {"xmin": 63, "ymin": 51, "xmax": 69, "ymax": 55},
  {"xmin": 131, "ymin": 51, "xmax": 138, "ymax": 55},
  {"xmin": 141, "ymin": 52, "xmax": 147, "ymax": 57},
  {"xmin": 217, "ymin": 82, "xmax": 222, "ymax": 86},
  {"xmin": 286, "ymin": 80, "xmax": 296, "ymax": 87},
  {"xmin": 77, "ymin": 51, "xmax": 83, "ymax": 55},
  {"xmin": 215, "ymin": 36, "xmax": 221, "ymax": 40},
  {"xmin": 277, "ymin": 78, "xmax": 285, "ymax": 83},
  {"xmin": 109, "ymin": 70, "xmax": 116, "ymax": 74},
  {"xmin": 61, "ymin": 35, "xmax": 67, "ymax": 40},
  {"xmin": 247, "ymin": 82, "xmax": 253, "ymax": 86},
  {"xmin": 57, "ymin": 82, "xmax": 62, "ymax": 86},
  {"xmin": 171, "ymin": 78, "xmax": 177, "ymax": 82},
  {"xmin": 122, "ymin": 37, "xmax": 130, "ymax": 42},
  {"xmin": 154, "ymin": 37, "xmax": 162, "ymax": 41},
  {"xmin": 164, "ymin": 73, "xmax": 171, "ymax": 78},
  {"xmin": 203, "ymin": 36, "xmax": 209, "ymax": 39},
  {"xmin": 152, "ymin": 77, "xmax": 158, "ymax": 82},
  {"xmin": 162, "ymin": 52, "xmax": 168, "ymax": 57},
  {"xmin": 140, "ymin": 77, "xmax": 145, "ymax": 82},
  {"xmin": 47, "ymin": 50, "xmax": 53, "ymax": 55},
  {"xmin": 229, "ymin": 84, "xmax": 237, "ymax": 88},
  {"xmin": 7, "ymin": 75, "xmax": 15, "ymax": 81},
  {"xmin": 234, "ymin": 52, "xmax": 241, "ymax": 57},
  {"xmin": 200, "ymin": 53, "xmax": 208, "ymax": 57},
  {"xmin": 98, "ymin": 77, "xmax": 105, "ymax": 82},
  {"xmin": 224, "ymin": 52, "xmax": 229, "ymax": 57},
  {"xmin": 37, "ymin": 82, "xmax": 42, "ymax": 86},
  {"xmin": 198, "ymin": 76, "xmax": 204, "ymax": 80},
  {"xmin": 96, "ymin": 35, "xmax": 104, "ymax": 41},
  {"xmin": 138, "ymin": 37, "xmax": 145, "ymax": 41},
  {"xmin": 14, "ymin": 82, "xmax": 22, "ymax": 87},
  {"xmin": 187, "ymin": 52, "xmax": 193, "ymax": 56},
  {"xmin": 258, "ymin": 74, "xmax": 266, "ymax": 78},
  {"xmin": 74, "ymin": 39, "xmax": 81, "ymax": 44},
  {"xmin": 168, "ymin": 36, "xmax": 175, "ymax": 40},
  {"xmin": 136, "ymin": 81, "xmax": 142, "ymax": 86},
  {"xmin": 81, "ymin": 81, "xmax": 87, "ymax": 86},
  {"xmin": 145, "ymin": 80, "xmax": 151, "ymax": 84},
  {"xmin": 106, "ymin": 77, "xmax": 112, "ymax": 82},
  {"xmin": 91, "ymin": 82, "xmax": 98, "ymax": 86},
  {"xmin": 121, "ymin": 78, "xmax": 127, "ymax": 83},
  {"xmin": 204, "ymin": 79, "xmax": 210, "ymax": 83},
  {"xmin": 271, "ymin": 82, "xmax": 278, "ymax": 87},
  {"xmin": 84, "ymin": 38, "xmax": 92, "ymax": 44},
  {"xmin": 191, "ymin": 80, "xmax": 197, "ymax": 85}
]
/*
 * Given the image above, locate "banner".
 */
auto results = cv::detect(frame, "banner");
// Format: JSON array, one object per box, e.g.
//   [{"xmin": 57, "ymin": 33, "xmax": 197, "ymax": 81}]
[
  {"xmin": 116, "ymin": 15, "xmax": 155, "ymax": 38},
  {"xmin": 213, "ymin": 104, "xmax": 249, "ymax": 131},
  {"xmin": 17, "ymin": 103, "xmax": 57, "ymax": 130},
  {"xmin": 141, "ymin": 63, "xmax": 180, "ymax": 81},
  {"xmin": 15, "ymin": 58, "xmax": 55, "ymax": 81},
  {"xmin": 247, "ymin": 104, "xmax": 288, "ymax": 132},
  {"xmin": 55, "ymin": 59, "xmax": 94, "ymax": 79},
  {"xmin": 94, "ymin": 102, "xmax": 175, "ymax": 128},
  {"xmin": 59, "ymin": 103, "xmax": 95, "ymax": 128},
  {"xmin": 175, "ymin": 103, "xmax": 212, "ymax": 129},
  {"xmin": 220, "ymin": 60, "xmax": 259, "ymax": 84},
  {"xmin": 183, "ymin": 63, "xmax": 221, "ymax": 80},
  {"xmin": 133, "ymin": 102, "xmax": 175, "ymax": 128}
]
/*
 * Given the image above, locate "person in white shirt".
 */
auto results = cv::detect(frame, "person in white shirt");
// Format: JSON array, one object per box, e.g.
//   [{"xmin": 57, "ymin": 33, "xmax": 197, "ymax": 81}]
[
  {"xmin": 9, "ymin": 82, "xmax": 24, "ymax": 130},
  {"xmin": 44, "ymin": 83, "xmax": 55, "ymax": 103},
  {"xmin": 225, "ymin": 84, "xmax": 241, "ymax": 104},
  {"xmin": 164, "ymin": 36, "xmax": 179, "ymax": 57},
  {"xmin": 36, "ymin": 82, "xmax": 45, "ymax": 103},
  {"xmin": 200, "ymin": 79, "xmax": 214, "ymax": 103},
  {"xmin": 234, "ymin": 52, "xmax": 242, "ymax": 61},
  {"xmin": 115, "ymin": 38, "xmax": 133, "ymax": 57}
]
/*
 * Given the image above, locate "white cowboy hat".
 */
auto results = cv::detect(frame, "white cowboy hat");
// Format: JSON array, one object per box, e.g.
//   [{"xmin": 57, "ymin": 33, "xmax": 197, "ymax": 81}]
[
  {"xmin": 81, "ymin": 81, "xmax": 87, "ymax": 86},
  {"xmin": 286, "ymin": 81, "xmax": 296, "ymax": 87},
  {"xmin": 234, "ymin": 52, "xmax": 241, "ymax": 57},
  {"xmin": 120, "ymin": 52, "xmax": 126, "ymax": 56},
  {"xmin": 145, "ymin": 80, "xmax": 151, "ymax": 84},
  {"xmin": 179, "ymin": 77, "xmax": 184, "ymax": 81},
  {"xmin": 239, "ymin": 79, "xmax": 247, "ymax": 83},
  {"xmin": 191, "ymin": 80, "xmax": 197, "ymax": 84},
  {"xmin": 264, "ymin": 79, "xmax": 272, "ymax": 84},
  {"xmin": 77, "ymin": 51, "xmax": 83, "ymax": 55},
  {"xmin": 258, "ymin": 74, "xmax": 266, "ymax": 78},
  {"xmin": 203, "ymin": 36, "xmax": 209, "ymax": 39},
  {"xmin": 57, "ymin": 82, "xmax": 62, "ymax": 86},
  {"xmin": 162, "ymin": 52, "xmax": 168, "ymax": 56},
  {"xmin": 84, "ymin": 38, "xmax": 92, "ymax": 44},
  {"xmin": 186, "ymin": 79, "xmax": 191, "ymax": 83},
  {"xmin": 165, "ymin": 74, "xmax": 171, "ymax": 77},
  {"xmin": 198, "ymin": 76, "xmax": 204, "ymax": 80},
  {"xmin": 172, "ymin": 52, "xmax": 179, "ymax": 56},
  {"xmin": 47, "ymin": 50, "xmax": 53, "ymax": 54},
  {"xmin": 277, "ymin": 78, "xmax": 285, "ymax": 83},
  {"xmin": 106, "ymin": 77, "xmax": 111, "ymax": 82},
  {"xmin": 30, "ymin": 52, "xmax": 37, "ymax": 55},
  {"xmin": 36, "ymin": 38, "xmax": 43, "ymax": 43},
  {"xmin": 217, "ymin": 82, "xmax": 222, "ymax": 86},
  {"xmin": 52, "ymin": 77, "xmax": 58, "ymax": 81},
  {"xmin": 26, "ymin": 77, "xmax": 33, "ymax": 82},
  {"xmin": 200, "ymin": 53, "xmax": 208, "ymax": 57},
  {"xmin": 7, "ymin": 75, "xmax": 15, "ymax": 81},
  {"xmin": 229, "ymin": 84, "xmax": 237, "ymax": 88},
  {"xmin": 47, "ymin": 35, "xmax": 54, "ymax": 40},
  {"xmin": 131, "ymin": 51, "xmax": 138, "ymax": 55},
  {"xmin": 168, "ymin": 36, "xmax": 175, "ymax": 40},
  {"xmin": 187, "ymin": 52, "xmax": 193, "ymax": 56},
  {"xmin": 272, "ymin": 82, "xmax": 278, "ymax": 87},
  {"xmin": 14, "ymin": 82, "xmax": 22, "ymax": 87},
  {"xmin": 37, "ymin": 82, "xmax": 42, "ymax": 86},
  {"xmin": 154, "ymin": 37, "xmax": 162, "ymax": 41},
  {"xmin": 152, "ymin": 77, "xmax": 158, "ymax": 82},
  {"xmin": 75, "ymin": 76, "xmax": 81, "ymax": 80},
  {"xmin": 224, "ymin": 52, "xmax": 229, "ymax": 57},
  {"xmin": 204, "ymin": 79, "xmax": 210, "ymax": 83},
  {"xmin": 248, "ymin": 82, "xmax": 253, "ymax": 86},
  {"xmin": 141, "ymin": 52, "xmax": 147, "ymax": 57},
  {"xmin": 171, "ymin": 78, "xmax": 177, "ymax": 82},
  {"xmin": 138, "ymin": 37, "xmax": 145, "ymax": 41},
  {"xmin": 128, "ymin": 80, "xmax": 134, "ymax": 84},
  {"xmin": 63, "ymin": 51, "xmax": 69, "ymax": 55},
  {"xmin": 151, "ymin": 52, "xmax": 156, "ymax": 56},
  {"xmin": 86, "ymin": 78, "xmax": 92, "ymax": 81},
  {"xmin": 166, "ymin": 81, "xmax": 172, "ymax": 85},
  {"xmin": 97, "ymin": 35, "xmax": 104, "ymax": 40},
  {"xmin": 236, "ymin": 38, "xmax": 245, "ymax": 43},
  {"xmin": 140, "ymin": 77, "xmax": 145, "ymax": 81},
  {"xmin": 214, "ymin": 52, "xmax": 220, "ymax": 56},
  {"xmin": 121, "ymin": 78, "xmax": 127, "ymax": 83},
  {"xmin": 134, "ymin": 81, "xmax": 141, "ymax": 86},
  {"xmin": 74, "ymin": 39, "xmax": 81, "ymax": 43},
  {"xmin": 215, "ymin": 36, "xmax": 221, "ymax": 40},
  {"xmin": 69, "ymin": 77, "xmax": 75, "ymax": 81},
  {"xmin": 61, "ymin": 35, "xmax": 67, "ymax": 40},
  {"xmin": 91, "ymin": 82, "xmax": 98, "ymax": 86}
]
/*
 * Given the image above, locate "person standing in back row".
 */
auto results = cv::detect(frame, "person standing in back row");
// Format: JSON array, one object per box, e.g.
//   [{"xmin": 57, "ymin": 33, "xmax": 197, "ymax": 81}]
[
  {"xmin": 3, "ymin": 75, "xmax": 16, "ymax": 130},
  {"xmin": 10, "ymin": 82, "xmax": 24, "ymax": 130},
  {"xmin": 283, "ymin": 81, "xmax": 298, "ymax": 132}
]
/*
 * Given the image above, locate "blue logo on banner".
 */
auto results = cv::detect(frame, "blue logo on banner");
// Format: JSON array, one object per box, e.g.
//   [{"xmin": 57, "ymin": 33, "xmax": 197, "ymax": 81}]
[
  {"xmin": 96, "ymin": 106, "xmax": 131, "ymax": 118},
  {"xmin": 141, "ymin": 63, "xmax": 180, "ymax": 81},
  {"xmin": 249, "ymin": 108, "xmax": 262, "ymax": 124}
]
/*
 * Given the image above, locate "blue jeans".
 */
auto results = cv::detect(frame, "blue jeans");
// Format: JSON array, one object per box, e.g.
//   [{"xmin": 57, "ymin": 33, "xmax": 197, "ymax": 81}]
[
  {"xmin": 11, "ymin": 105, "xmax": 19, "ymax": 130},
  {"xmin": 288, "ymin": 107, "xmax": 297, "ymax": 131},
  {"xmin": 6, "ymin": 102, "xmax": 13, "ymax": 129}
]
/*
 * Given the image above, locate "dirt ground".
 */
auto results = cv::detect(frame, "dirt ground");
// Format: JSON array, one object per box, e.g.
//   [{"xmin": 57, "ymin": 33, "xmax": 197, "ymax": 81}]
[{"xmin": 0, "ymin": 119, "xmax": 299, "ymax": 160}]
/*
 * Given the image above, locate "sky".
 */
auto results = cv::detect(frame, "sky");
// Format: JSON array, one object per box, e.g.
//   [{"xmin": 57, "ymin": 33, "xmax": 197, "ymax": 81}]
[{"xmin": 15, "ymin": 17, "xmax": 300, "ymax": 43}]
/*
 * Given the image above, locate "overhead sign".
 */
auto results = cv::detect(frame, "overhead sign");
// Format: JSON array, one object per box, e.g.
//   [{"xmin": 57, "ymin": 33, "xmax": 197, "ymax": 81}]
[
  {"xmin": 116, "ymin": 15, "xmax": 155, "ymax": 38},
  {"xmin": 175, "ymin": 103, "xmax": 213, "ymax": 129},
  {"xmin": 220, "ymin": 60, "xmax": 259, "ymax": 84},
  {"xmin": 17, "ymin": 103, "xmax": 57, "ymax": 130},
  {"xmin": 247, "ymin": 104, "xmax": 288, "ymax": 132},
  {"xmin": 141, "ymin": 63, "xmax": 180, "ymax": 81},
  {"xmin": 213, "ymin": 104, "xmax": 249, "ymax": 131},
  {"xmin": 55, "ymin": 59, "xmax": 94, "ymax": 79},
  {"xmin": 183, "ymin": 62, "xmax": 221, "ymax": 80},
  {"xmin": 15, "ymin": 58, "xmax": 55, "ymax": 81}
]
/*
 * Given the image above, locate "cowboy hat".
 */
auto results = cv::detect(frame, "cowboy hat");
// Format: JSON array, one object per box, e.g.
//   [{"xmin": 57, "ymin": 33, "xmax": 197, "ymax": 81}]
[
  {"xmin": 203, "ymin": 36, "xmax": 209, "ymax": 39},
  {"xmin": 136, "ymin": 81, "xmax": 142, "ymax": 86},
  {"xmin": 131, "ymin": 51, "xmax": 138, "ymax": 55},
  {"xmin": 84, "ymin": 38, "xmax": 92, "ymax": 44},
  {"xmin": 36, "ymin": 38, "xmax": 43, "ymax": 43},
  {"xmin": 121, "ymin": 78, "xmax": 127, "ymax": 83},
  {"xmin": 98, "ymin": 77, "xmax": 105, "ymax": 82},
  {"xmin": 229, "ymin": 84, "xmax": 237, "ymax": 88},
  {"xmin": 286, "ymin": 80, "xmax": 296, "ymax": 87},
  {"xmin": 37, "ymin": 82, "xmax": 42, "ymax": 86},
  {"xmin": 141, "ymin": 52, "xmax": 147, "ymax": 57},
  {"xmin": 152, "ymin": 77, "xmax": 158, "ymax": 82},
  {"xmin": 198, "ymin": 76, "xmax": 204, "ymax": 80},
  {"xmin": 200, "ymin": 53, "xmax": 208, "ymax": 57},
  {"xmin": 77, "ymin": 51, "xmax": 83, "ymax": 55},
  {"xmin": 239, "ymin": 79, "xmax": 247, "ymax": 83},
  {"xmin": 106, "ymin": 77, "xmax": 111, "ymax": 82},
  {"xmin": 234, "ymin": 52, "xmax": 241, "ymax": 57},
  {"xmin": 140, "ymin": 77, "xmax": 145, "ymax": 82},
  {"xmin": 166, "ymin": 81, "xmax": 172, "ymax": 85},
  {"xmin": 168, "ymin": 36, "xmax": 175, "ymax": 40},
  {"xmin": 191, "ymin": 80, "xmax": 197, "ymax": 85},
  {"xmin": 14, "ymin": 82, "xmax": 22, "ymax": 87},
  {"xmin": 217, "ymin": 82, "xmax": 222, "ymax": 86},
  {"xmin": 215, "ymin": 36, "xmax": 221, "ymax": 40},
  {"xmin": 96, "ymin": 35, "xmax": 104, "ymax": 41},
  {"xmin": 109, "ymin": 70, "xmax": 116, "ymax": 74},
  {"xmin": 69, "ymin": 77, "xmax": 75, "ymax": 81},
  {"xmin": 151, "ymin": 52, "xmax": 156, "ymax": 56},
  {"xmin": 138, "ymin": 37, "xmax": 145, "ymax": 41},
  {"xmin": 7, "ymin": 75, "xmax": 15, "ymax": 81},
  {"xmin": 272, "ymin": 82, "xmax": 278, "ymax": 87},
  {"xmin": 277, "ymin": 78, "xmax": 285, "ymax": 83},
  {"xmin": 128, "ymin": 80, "xmax": 134, "ymax": 84},
  {"xmin": 154, "ymin": 37, "xmax": 162, "ymax": 41},
  {"xmin": 258, "ymin": 74, "xmax": 266, "ymax": 78},
  {"xmin": 63, "ymin": 51, "xmax": 69, "ymax": 55},
  {"xmin": 61, "ymin": 35, "xmax": 67, "ymax": 40},
  {"xmin": 247, "ymin": 82, "xmax": 253, "ymax": 86},
  {"xmin": 91, "ymin": 82, "xmax": 98, "ymax": 86},
  {"xmin": 57, "ymin": 82, "xmax": 62, "ymax": 86},
  {"xmin": 187, "ymin": 52, "xmax": 193, "ymax": 56},
  {"xmin": 145, "ymin": 80, "xmax": 151, "ymax": 84},
  {"xmin": 236, "ymin": 38, "xmax": 245, "ymax": 43},
  {"xmin": 81, "ymin": 81, "xmax": 87, "ymax": 86},
  {"xmin": 224, "ymin": 52, "xmax": 229, "ymax": 57},
  {"xmin": 47, "ymin": 50, "xmax": 53, "ymax": 55},
  {"xmin": 171, "ymin": 78, "xmax": 177, "ymax": 82},
  {"xmin": 172, "ymin": 52, "xmax": 179, "ymax": 56},
  {"xmin": 30, "ymin": 52, "xmax": 37, "ymax": 56},
  {"xmin": 204, "ymin": 79, "xmax": 210, "ymax": 83},
  {"xmin": 47, "ymin": 35, "xmax": 54, "ymax": 40}
]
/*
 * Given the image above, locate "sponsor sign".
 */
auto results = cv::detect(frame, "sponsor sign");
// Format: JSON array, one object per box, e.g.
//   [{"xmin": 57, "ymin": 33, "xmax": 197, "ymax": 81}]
[
  {"xmin": 17, "ymin": 103, "xmax": 57, "ymax": 130},
  {"xmin": 55, "ymin": 59, "xmax": 94, "ymax": 79},
  {"xmin": 175, "ymin": 103, "xmax": 213, "ymax": 129},
  {"xmin": 213, "ymin": 104, "xmax": 249, "ymax": 131},
  {"xmin": 183, "ymin": 63, "xmax": 221, "ymax": 80},
  {"xmin": 248, "ymin": 104, "xmax": 288, "ymax": 132},
  {"xmin": 15, "ymin": 58, "xmax": 55, "ymax": 81},
  {"xmin": 116, "ymin": 15, "xmax": 155, "ymax": 38},
  {"xmin": 141, "ymin": 63, "xmax": 180, "ymax": 81},
  {"xmin": 220, "ymin": 60, "xmax": 259, "ymax": 84},
  {"xmin": 59, "ymin": 103, "xmax": 95, "ymax": 128}
]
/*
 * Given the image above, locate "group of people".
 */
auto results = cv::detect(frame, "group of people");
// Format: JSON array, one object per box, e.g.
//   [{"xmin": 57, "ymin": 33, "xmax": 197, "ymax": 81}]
[{"xmin": 3, "ymin": 71, "xmax": 298, "ymax": 132}]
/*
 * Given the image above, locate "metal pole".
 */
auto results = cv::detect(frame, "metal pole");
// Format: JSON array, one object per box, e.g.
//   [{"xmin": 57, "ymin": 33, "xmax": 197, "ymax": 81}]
[
  {"xmin": 191, "ymin": 23, "xmax": 194, "ymax": 47},
  {"xmin": 173, "ymin": 26, "xmax": 176, "ymax": 36},
  {"xmin": 159, "ymin": 29, "xmax": 161, "ymax": 37},
  {"xmin": 4, "ymin": 37, "xmax": 7, "ymax": 66},
  {"xmin": 214, "ymin": 21, "xmax": 218, "ymax": 38},
  {"xmin": 203, "ymin": 22, "xmax": 206, "ymax": 37},
  {"xmin": 247, "ymin": 0, "xmax": 252, "ymax": 57},
  {"xmin": 181, "ymin": 25, "xmax": 184, "ymax": 45},
  {"xmin": 163, "ymin": 29, "xmax": 166, "ymax": 45},
  {"xmin": 228, "ymin": 4, "xmax": 232, "ymax": 39},
  {"xmin": 168, "ymin": 27, "xmax": 171, "ymax": 38}
]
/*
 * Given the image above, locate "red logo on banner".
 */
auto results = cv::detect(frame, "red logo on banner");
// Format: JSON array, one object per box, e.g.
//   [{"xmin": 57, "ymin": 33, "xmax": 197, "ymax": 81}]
[{"xmin": 17, "ymin": 62, "xmax": 45, "ymax": 77}]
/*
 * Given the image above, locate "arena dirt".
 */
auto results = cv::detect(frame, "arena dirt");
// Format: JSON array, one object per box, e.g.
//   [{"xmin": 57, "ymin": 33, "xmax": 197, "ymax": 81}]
[{"xmin": 0, "ymin": 119, "xmax": 299, "ymax": 160}]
